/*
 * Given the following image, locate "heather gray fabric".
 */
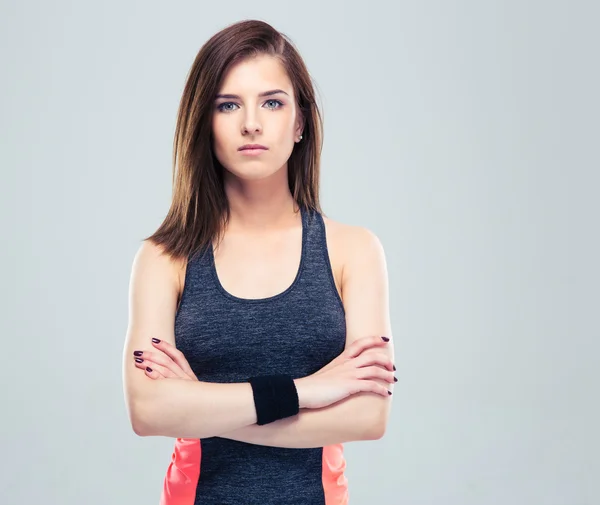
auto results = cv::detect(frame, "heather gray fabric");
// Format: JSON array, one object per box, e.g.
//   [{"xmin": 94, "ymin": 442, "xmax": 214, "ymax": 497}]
[{"xmin": 174, "ymin": 205, "xmax": 347, "ymax": 504}]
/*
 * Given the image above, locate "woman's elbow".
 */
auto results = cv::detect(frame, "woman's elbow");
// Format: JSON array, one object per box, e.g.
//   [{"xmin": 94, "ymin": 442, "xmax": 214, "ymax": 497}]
[
  {"xmin": 126, "ymin": 393, "xmax": 154, "ymax": 437},
  {"xmin": 370, "ymin": 421, "xmax": 386, "ymax": 440},
  {"xmin": 368, "ymin": 409, "xmax": 390, "ymax": 440},
  {"xmin": 127, "ymin": 406, "xmax": 144, "ymax": 437},
  {"xmin": 124, "ymin": 371, "xmax": 165, "ymax": 436},
  {"xmin": 131, "ymin": 413, "xmax": 151, "ymax": 437}
]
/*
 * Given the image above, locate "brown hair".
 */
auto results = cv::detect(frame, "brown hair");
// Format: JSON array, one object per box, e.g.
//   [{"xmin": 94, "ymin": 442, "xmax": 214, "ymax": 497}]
[{"xmin": 144, "ymin": 19, "xmax": 324, "ymax": 262}]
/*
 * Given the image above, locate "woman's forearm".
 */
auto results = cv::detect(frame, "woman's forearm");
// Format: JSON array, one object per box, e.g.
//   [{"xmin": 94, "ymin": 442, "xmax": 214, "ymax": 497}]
[
  {"xmin": 215, "ymin": 393, "xmax": 382, "ymax": 448},
  {"xmin": 134, "ymin": 379, "xmax": 258, "ymax": 438},
  {"xmin": 133, "ymin": 373, "xmax": 388, "ymax": 443}
]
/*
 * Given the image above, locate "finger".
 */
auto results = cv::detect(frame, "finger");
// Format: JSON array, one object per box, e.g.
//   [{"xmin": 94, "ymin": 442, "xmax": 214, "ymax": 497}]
[
  {"xmin": 151, "ymin": 338, "xmax": 196, "ymax": 379},
  {"xmin": 345, "ymin": 335, "xmax": 391, "ymax": 359},
  {"xmin": 355, "ymin": 365, "xmax": 397, "ymax": 384},
  {"xmin": 134, "ymin": 357, "xmax": 178, "ymax": 378},
  {"xmin": 141, "ymin": 363, "xmax": 166, "ymax": 380},
  {"xmin": 354, "ymin": 379, "xmax": 393, "ymax": 398},
  {"xmin": 352, "ymin": 352, "xmax": 395, "ymax": 372},
  {"xmin": 133, "ymin": 351, "xmax": 187, "ymax": 379}
]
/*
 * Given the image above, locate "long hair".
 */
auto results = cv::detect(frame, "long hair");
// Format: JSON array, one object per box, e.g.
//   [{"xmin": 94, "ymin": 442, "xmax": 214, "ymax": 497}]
[{"xmin": 144, "ymin": 19, "xmax": 324, "ymax": 262}]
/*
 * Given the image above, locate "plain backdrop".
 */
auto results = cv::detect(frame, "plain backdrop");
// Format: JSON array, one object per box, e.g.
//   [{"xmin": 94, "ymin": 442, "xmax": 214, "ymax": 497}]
[{"xmin": 1, "ymin": 1, "xmax": 598, "ymax": 504}]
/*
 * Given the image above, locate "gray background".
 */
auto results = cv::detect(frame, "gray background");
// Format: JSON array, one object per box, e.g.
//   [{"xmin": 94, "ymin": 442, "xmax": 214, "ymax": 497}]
[{"xmin": 1, "ymin": 0, "xmax": 598, "ymax": 504}]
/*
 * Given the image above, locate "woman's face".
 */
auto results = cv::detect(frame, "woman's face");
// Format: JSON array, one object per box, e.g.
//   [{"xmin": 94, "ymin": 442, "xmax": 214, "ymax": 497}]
[{"xmin": 211, "ymin": 54, "xmax": 303, "ymax": 181}]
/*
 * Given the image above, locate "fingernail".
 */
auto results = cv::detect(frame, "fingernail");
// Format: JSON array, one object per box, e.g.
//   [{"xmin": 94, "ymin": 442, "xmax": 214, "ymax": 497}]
[
  {"xmin": 135, "ymin": 358, "xmax": 143, "ymax": 363},
  {"xmin": 388, "ymin": 390, "xmax": 392, "ymax": 395},
  {"xmin": 393, "ymin": 364, "xmax": 396, "ymax": 371},
  {"xmin": 146, "ymin": 367, "xmax": 153, "ymax": 373},
  {"xmin": 381, "ymin": 336, "xmax": 390, "ymax": 342},
  {"xmin": 152, "ymin": 338, "xmax": 161, "ymax": 344},
  {"xmin": 133, "ymin": 351, "xmax": 143, "ymax": 356},
  {"xmin": 394, "ymin": 377, "xmax": 398, "ymax": 382}
]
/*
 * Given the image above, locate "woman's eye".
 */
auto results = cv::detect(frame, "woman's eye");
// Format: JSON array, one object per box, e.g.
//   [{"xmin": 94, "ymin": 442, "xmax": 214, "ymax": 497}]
[
  {"xmin": 217, "ymin": 102, "xmax": 238, "ymax": 113},
  {"xmin": 265, "ymin": 99, "xmax": 283, "ymax": 109}
]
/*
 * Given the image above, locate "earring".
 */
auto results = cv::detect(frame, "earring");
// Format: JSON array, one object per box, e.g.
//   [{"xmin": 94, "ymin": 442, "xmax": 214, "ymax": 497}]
[{"xmin": 298, "ymin": 135, "xmax": 303, "ymax": 142}]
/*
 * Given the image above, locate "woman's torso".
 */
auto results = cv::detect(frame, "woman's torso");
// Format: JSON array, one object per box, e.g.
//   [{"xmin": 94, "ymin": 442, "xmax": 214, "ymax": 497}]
[{"xmin": 161, "ymin": 206, "xmax": 350, "ymax": 505}]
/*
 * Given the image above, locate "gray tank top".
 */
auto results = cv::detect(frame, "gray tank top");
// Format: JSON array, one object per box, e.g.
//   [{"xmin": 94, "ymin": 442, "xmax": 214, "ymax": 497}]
[{"xmin": 167, "ymin": 205, "xmax": 348, "ymax": 505}]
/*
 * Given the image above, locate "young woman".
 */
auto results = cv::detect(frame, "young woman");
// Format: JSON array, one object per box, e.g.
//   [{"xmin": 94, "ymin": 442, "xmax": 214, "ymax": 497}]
[{"xmin": 123, "ymin": 19, "xmax": 396, "ymax": 505}]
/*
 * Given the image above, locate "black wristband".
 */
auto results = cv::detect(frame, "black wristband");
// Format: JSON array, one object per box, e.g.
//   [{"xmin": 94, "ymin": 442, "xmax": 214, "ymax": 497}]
[{"xmin": 247, "ymin": 375, "xmax": 300, "ymax": 426}]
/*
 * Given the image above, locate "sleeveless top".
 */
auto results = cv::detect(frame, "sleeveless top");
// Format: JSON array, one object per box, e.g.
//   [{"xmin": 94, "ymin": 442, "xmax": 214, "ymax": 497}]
[{"xmin": 160, "ymin": 205, "xmax": 349, "ymax": 505}]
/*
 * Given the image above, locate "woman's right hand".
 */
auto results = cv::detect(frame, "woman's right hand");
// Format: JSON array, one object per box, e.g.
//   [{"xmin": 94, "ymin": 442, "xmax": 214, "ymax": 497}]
[{"xmin": 294, "ymin": 336, "xmax": 396, "ymax": 409}]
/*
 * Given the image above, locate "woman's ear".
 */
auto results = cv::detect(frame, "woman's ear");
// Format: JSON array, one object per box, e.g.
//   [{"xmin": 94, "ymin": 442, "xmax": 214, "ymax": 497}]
[{"xmin": 295, "ymin": 112, "xmax": 305, "ymax": 141}]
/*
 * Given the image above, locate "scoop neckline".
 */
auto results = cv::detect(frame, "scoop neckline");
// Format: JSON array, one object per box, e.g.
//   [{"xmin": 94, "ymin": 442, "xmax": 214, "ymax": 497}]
[{"xmin": 208, "ymin": 206, "xmax": 308, "ymax": 303}]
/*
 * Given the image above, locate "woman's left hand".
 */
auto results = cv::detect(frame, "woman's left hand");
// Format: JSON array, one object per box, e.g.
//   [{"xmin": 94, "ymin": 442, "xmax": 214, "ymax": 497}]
[{"xmin": 133, "ymin": 338, "xmax": 198, "ymax": 381}]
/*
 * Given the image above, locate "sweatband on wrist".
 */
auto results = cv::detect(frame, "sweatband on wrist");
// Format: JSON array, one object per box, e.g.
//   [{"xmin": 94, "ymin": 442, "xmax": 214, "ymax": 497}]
[{"xmin": 247, "ymin": 374, "xmax": 300, "ymax": 426}]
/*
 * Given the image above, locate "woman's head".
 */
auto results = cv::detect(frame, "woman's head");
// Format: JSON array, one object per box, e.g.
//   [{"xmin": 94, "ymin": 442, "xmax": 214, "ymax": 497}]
[
  {"xmin": 147, "ymin": 19, "xmax": 324, "ymax": 259},
  {"xmin": 212, "ymin": 53, "xmax": 304, "ymax": 184}
]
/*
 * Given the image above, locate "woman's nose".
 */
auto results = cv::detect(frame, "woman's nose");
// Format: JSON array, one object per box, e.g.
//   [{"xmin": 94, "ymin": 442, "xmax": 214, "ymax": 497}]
[
  {"xmin": 242, "ymin": 121, "xmax": 261, "ymax": 135},
  {"xmin": 242, "ymin": 111, "xmax": 262, "ymax": 135}
]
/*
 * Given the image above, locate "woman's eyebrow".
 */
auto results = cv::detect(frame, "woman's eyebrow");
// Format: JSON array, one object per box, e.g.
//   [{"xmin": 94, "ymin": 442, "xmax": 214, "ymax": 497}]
[{"xmin": 215, "ymin": 89, "xmax": 290, "ymax": 100}]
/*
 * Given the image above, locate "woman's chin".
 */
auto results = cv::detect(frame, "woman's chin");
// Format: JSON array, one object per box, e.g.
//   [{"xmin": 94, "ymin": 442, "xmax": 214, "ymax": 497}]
[{"xmin": 225, "ymin": 165, "xmax": 284, "ymax": 182}]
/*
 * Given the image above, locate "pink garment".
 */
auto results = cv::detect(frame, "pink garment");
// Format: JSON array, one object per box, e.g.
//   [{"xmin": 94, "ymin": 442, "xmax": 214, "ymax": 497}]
[{"xmin": 160, "ymin": 438, "xmax": 348, "ymax": 504}]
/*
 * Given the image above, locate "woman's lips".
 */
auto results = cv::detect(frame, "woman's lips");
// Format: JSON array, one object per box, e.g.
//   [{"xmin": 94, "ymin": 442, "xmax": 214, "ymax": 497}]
[{"xmin": 239, "ymin": 148, "xmax": 267, "ymax": 156}]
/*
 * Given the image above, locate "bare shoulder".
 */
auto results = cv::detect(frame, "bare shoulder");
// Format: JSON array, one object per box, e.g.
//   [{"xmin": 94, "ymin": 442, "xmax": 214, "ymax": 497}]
[
  {"xmin": 321, "ymin": 216, "xmax": 386, "ymax": 296},
  {"xmin": 134, "ymin": 240, "xmax": 187, "ymax": 297},
  {"xmin": 134, "ymin": 239, "xmax": 185, "ymax": 269},
  {"xmin": 322, "ymin": 215, "xmax": 385, "ymax": 263}
]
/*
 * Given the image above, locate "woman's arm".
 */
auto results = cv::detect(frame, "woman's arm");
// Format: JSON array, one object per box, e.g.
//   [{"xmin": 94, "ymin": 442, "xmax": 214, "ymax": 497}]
[
  {"xmin": 214, "ymin": 395, "xmax": 381, "ymax": 449},
  {"xmin": 123, "ymin": 241, "xmax": 259, "ymax": 438},
  {"xmin": 216, "ymin": 225, "xmax": 395, "ymax": 448}
]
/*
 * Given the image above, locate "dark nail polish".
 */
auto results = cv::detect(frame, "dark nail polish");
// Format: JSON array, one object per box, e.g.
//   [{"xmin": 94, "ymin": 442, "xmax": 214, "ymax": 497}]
[
  {"xmin": 388, "ymin": 390, "xmax": 392, "ymax": 395},
  {"xmin": 152, "ymin": 338, "xmax": 161, "ymax": 344},
  {"xmin": 393, "ymin": 364, "xmax": 396, "ymax": 371},
  {"xmin": 381, "ymin": 336, "xmax": 390, "ymax": 342},
  {"xmin": 146, "ymin": 367, "xmax": 153, "ymax": 373},
  {"xmin": 135, "ymin": 358, "xmax": 143, "ymax": 363},
  {"xmin": 394, "ymin": 377, "xmax": 398, "ymax": 382},
  {"xmin": 133, "ymin": 351, "xmax": 143, "ymax": 357}
]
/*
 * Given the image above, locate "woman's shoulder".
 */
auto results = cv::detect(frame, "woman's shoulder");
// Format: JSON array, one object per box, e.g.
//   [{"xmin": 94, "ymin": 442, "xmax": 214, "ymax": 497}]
[
  {"xmin": 134, "ymin": 239, "xmax": 187, "ymax": 302},
  {"xmin": 322, "ymin": 215, "xmax": 384, "ymax": 254},
  {"xmin": 136, "ymin": 239, "xmax": 187, "ymax": 272},
  {"xmin": 321, "ymin": 215, "xmax": 386, "ymax": 293},
  {"xmin": 323, "ymin": 216, "xmax": 387, "ymax": 306}
]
